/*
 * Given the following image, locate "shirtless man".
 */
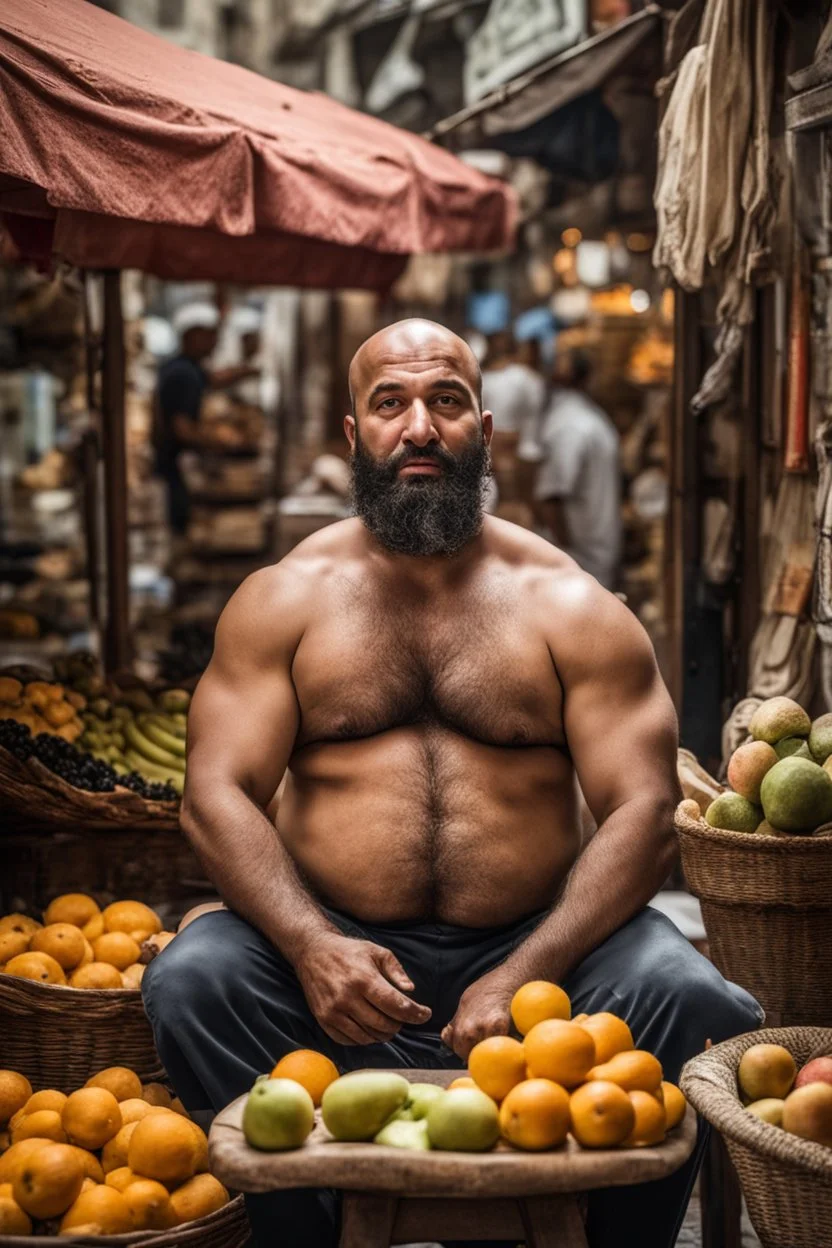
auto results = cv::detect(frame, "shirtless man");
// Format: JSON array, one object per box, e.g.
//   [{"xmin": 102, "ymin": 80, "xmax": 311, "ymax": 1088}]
[{"xmin": 143, "ymin": 320, "xmax": 761, "ymax": 1248}]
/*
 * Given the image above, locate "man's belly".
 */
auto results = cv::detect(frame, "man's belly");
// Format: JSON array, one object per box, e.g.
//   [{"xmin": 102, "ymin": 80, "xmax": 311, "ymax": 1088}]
[{"xmin": 278, "ymin": 727, "xmax": 581, "ymax": 926}]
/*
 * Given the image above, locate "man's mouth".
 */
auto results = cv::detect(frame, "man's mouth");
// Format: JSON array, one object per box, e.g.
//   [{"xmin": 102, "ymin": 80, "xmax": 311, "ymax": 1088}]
[{"xmin": 398, "ymin": 459, "xmax": 442, "ymax": 477}]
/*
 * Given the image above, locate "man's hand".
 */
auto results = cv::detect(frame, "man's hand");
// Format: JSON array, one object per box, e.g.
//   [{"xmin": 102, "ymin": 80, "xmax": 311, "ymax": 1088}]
[
  {"xmin": 441, "ymin": 968, "xmax": 515, "ymax": 1061},
  {"xmin": 295, "ymin": 932, "xmax": 431, "ymax": 1046}
]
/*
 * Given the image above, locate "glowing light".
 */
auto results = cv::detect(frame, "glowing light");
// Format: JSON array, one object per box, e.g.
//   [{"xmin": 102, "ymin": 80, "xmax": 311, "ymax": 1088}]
[
  {"xmin": 630, "ymin": 289, "xmax": 651, "ymax": 313},
  {"xmin": 561, "ymin": 227, "xmax": 582, "ymax": 248}
]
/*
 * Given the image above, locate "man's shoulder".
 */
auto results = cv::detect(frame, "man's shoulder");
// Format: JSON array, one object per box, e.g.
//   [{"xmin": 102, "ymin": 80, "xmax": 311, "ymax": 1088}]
[{"xmin": 237, "ymin": 520, "xmax": 365, "ymax": 603}]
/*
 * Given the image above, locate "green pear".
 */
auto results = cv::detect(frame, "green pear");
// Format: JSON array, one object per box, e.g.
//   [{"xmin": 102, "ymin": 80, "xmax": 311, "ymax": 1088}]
[
  {"xmin": 426, "ymin": 1088, "xmax": 500, "ymax": 1152},
  {"xmin": 243, "ymin": 1077, "xmax": 315, "ymax": 1151},
  {"xmin": 321, "ymin": 1072, "xmax": 410, "ymax": 1141},
  {"xmin": 374, "ymin": 1117, "xmax": 431, "ymax": 1150},
  {"xmin": 398, "ymin": 1083, "xmax": 446, "ymax": 1121}
]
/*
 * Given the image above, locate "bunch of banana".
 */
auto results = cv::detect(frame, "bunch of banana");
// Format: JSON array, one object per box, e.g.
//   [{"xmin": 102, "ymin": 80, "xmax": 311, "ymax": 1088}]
[
  {"xmin": 122, "ymin": 712, "xmax": 186, "ymax": 794},
  {"xmin": 78, "ymin": 689, "xmax": 190, "ymax": 796}
]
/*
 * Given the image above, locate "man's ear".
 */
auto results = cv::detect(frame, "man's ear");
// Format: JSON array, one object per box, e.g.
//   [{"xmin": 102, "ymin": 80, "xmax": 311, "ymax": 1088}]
[
  {"xmin": 344, "ymin": 414, "xmax": 356, "ymax": 451},
  {"xmin": 481, "ymin": 410, "xmax": 494, "ymax": 446}
]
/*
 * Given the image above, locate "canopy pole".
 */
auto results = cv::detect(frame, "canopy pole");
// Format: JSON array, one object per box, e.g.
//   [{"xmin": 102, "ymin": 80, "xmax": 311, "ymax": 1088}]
[{"xmin": 100, "ymin": 270, "xmax": 130, "ymax": 676}]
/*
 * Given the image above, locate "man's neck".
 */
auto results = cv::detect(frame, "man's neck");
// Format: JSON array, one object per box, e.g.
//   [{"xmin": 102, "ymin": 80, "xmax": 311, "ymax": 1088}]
[{"xmin": 364, "ymin": 524, "xmax": 487, "ymax": 590}]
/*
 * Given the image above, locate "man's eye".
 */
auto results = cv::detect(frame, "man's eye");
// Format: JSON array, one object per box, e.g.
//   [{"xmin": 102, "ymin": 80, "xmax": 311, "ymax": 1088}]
[
  {"xmin": 379, "ymin": 397, "xmax": 399, "ymax": 409},
  {"xmin": 435, "ymin": 394, "xmax": 459, "ymax": 406}
]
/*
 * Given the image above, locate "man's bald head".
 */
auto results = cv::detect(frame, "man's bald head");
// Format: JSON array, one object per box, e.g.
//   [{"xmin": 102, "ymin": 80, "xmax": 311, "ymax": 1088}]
[{"xmin": 348, "ymin": 319, "xmax": 482, "ymax": 418}]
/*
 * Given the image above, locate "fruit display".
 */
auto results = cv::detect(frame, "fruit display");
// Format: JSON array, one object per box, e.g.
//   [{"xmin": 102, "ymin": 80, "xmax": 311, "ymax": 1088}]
[
  {"xmin": 705, "ymin": 696, "xmax": 832, "ymax": 835},
  {"xmin": 240, "ymin": 982, "xmax": 687, "ymax": 1156},
  {"xmin": 0, "ymin": 895, "xmax": 176, "ymax": 991},
  {"xmin": 0, "ymin": 1064, "xmax": 228, "ymax": 1235},
  {"xmin": 738, "ymin": 1042, "xmax": 832, "ymax": 1148},
  {"xmin": 0, "ymin": 654, "xmax": 190, "ymax": 802}
]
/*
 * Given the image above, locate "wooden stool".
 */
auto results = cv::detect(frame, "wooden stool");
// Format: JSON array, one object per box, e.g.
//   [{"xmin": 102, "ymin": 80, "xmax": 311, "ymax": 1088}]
[{"xmin": 210, "ymin": 1070, "xmax": 697, "ymax": 1248}]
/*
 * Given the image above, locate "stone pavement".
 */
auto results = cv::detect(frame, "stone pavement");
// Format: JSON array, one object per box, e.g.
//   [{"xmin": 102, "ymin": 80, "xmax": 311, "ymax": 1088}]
[{"xmin": 678, "ymin": 1192, "xmax": 761, "ymax": 1247}]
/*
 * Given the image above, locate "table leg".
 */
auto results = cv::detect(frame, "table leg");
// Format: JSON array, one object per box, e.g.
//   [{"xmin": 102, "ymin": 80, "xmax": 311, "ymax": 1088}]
[
  {"xmin": 519, "ymin": 1195, "xmax": 589, "ymax": 1248},
  {"xmin": 700, "ymin": 1130, "xmax": 743, "ymax": 1248},
  {"xmin": 340, "ymin": 1193, "xmax": 397, "ymax": 1248}
]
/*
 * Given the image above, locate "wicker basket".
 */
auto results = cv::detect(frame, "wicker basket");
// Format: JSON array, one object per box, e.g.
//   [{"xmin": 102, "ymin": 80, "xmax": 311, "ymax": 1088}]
[
  {"xmin": 0, "ymin": 743, "xmax": 180, "ymax": 831},
  {"xmin": 0, "ymin": 1193, "xmax": 249, "ymax": 1247},
  {"xmin": 681, "ymin": 1026, "xmax": 832, "ymax": 1248},
  {"xmin": 675, "ymin": 803, "xmax": 832, "ymax": 1026},
  {"xmin": 0, "ymin": 973, "xmax": 164, "ymax": 1091}
]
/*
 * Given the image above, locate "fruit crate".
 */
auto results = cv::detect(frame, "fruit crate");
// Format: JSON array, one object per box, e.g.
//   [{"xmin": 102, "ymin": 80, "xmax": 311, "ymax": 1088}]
[
  {"xmin": 0, "ymin": 743, "xmax": 180, "ymax": 832},
  {"xmin": 0, "ymin": 973, "xmax": 164, "ymax": 1091},
  {"xmin": 0, "ymin": 1192, "xmax": 249, "ymax": 1247},
  {"xmin": 675, "ymin": 803, "xmax": 832, "ymax": 1027},
  {"xmin": 681, "ymin": 1027, "xmax": 832, "ymax": 1248}
]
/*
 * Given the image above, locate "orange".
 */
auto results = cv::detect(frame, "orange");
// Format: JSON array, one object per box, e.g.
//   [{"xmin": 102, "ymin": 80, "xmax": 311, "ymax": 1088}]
[
  {"xmin": 573, "ymin": 1013, "xmax": 589, "ymax": 1024},
  {"xmin": 68, "ymin": 1147, "xmax": 104, "ymax": 1184},
  {"xmin": 106, "ymin": 1166, "xmax": 138, "ymax": 1193},
  {"xmin": 468, "ymin": 1036, "xmax": 528, "ymax": 1102},
  {"xmin": 662, "ymin": 1082, "xmax": 687, "ymax": 1130},
  {"xmin": 498, "ymin": 1079, "xmax": 571, "ymax": 1151},
  {"xmin": 82, "ymin": 912, "xmax": 105, "ymax": 942},
  {"xmin": 86, "ymin": 1067, "xmax": 143, "ymax": 1103},
  {"xmin": 0, "ymin": 1184, "xmax": 11, "ymax": 1199},
  {"xmin": 523, "ymin": 1020, "xmax": 596, "ymax": 1088},
  {"xmin": 62, "ymin": 1087, "xmax": 122, "ymax": 1150},
  {"xmin": 4, "ymin": 951, "xmax": 66, "ymax": 985},
  {"xmin": 569, "ymin": 1081, "xmax": 636, "ymax": 1149},
  {"xmin": 80, "ymin": 1177, "xmax": 97, "ymax": 1194},
  {"xmin": 60, "ymin": 1184, "xmax": 134, "ymax": 1234},
  {"xmin": 0, "ymin": 1139, "xmax": 54, "ymax": 1184},
  {"xmin": 70, "ymin": 961, "xmax": 124, "ymax": 989},
  {"xmin": 141, "ymin": 1083, "xmax": 172, "ymax": 1108},
  {"xmin": 169, "ymin": 1173, "xmax": 229, "ymax": 1225},
  {"xmin": 11, "ymin": 1110, "xmax": 67, "ymax": 1145},
  {"xmin": 44, "ymin": 894, "xmax": 100, "ymax": 929},
  {"xmin": 102, "ymin": 1122, "xmax": 139, "ymax": 1174},
  {"xmin": 30, "ymin": 923, "xmax": 86, "ymax": 971},
  {"xmin": 102, "ymin": 901, "xmax": 162, "ymax": 941},
  {"xmin": 78, "ymin": 939, "xmax": 94, "ymax": 968},
  {"xmin": 447, "ymin": 1076, "xmax": 477, "ymax": 1091},
  {"xmin": 270, "ymin": 1050, "xmax": 339, "ymax": 1107},
  {"xmin": 0, "ymin": 932, "xmax": 31, "ymax": 964},
  {"xmin": 119, "ymin": 1098, "xmax": 154, "ymax": 1126},
  {"xmin": 13, "ymin": 1142, "xmax": 84, "ymax": 1218},
  {"xmin": 0, "ymin": 1071, "xmax": 32, "ymax": 1126},
  {"xmin": 128, "ymin": 1113, "xmax": 199, "ymax": 1186},
  {"xmin": 170, "ymin": 1097, "xmax": 190, "ymax": 1118},
  {"xmin": 0, "ymin": 915, "xmax": 41, "ymax": 939},
  {"xmin": 188, "ymin": 1122, "xmax": 209, "ymax": 1174},
  {"xmin": 579, "ymin": 1014, "xmax": 634, "ymax": 1066},
  {"xmin": 122, "ymin": 964, "xmax": 145, "ymax": 990},
  {"xmin": 510, "ymin": 982, "xmax": 571, "ymax": 1035},
  {"xmin": 125, "ymin": 1178, "xmax": 176, "ymax": 1229},
  {"xmin": 0, "ymin": 1195, "xmax": 32, "ymax": 1235},
  {"xmin": 624, "ymin": 1090, "xmax": 666, "ymax": 1147},
  {"xmin": 588, "ymin": 1050, "xmax": 663, "ymax": 1094},
  {"xmin": 21, "ymin": 1090, "xmax": 66, "ymax": 1119},
  {"xmin": 93, "ymin": 932, "xmax": 141, "ymax": 971}
]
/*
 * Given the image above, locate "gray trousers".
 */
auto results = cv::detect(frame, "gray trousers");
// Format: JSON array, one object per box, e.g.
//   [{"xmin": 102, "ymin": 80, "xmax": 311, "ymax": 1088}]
[{"xmin": 143, "ymin": 905, "xmax": 762, "ymax": 1248}]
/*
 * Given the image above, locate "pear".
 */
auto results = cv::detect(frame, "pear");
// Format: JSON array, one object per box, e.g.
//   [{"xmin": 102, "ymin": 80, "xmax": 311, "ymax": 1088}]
[
  {"xmin": 374, "ymin": 1117, "xmax": 431, "ymax": 1150},
  {"xmin": 321, "ymin": 1073, "xmax": 409, "ymax": 1142},
  {"xmin": 397, "ymin": 1084, "xmax": 446, "ymax": 1121},
  {"xmin": 243, "ymin": 1078, "xmax": 314, "ymax": 1151}
]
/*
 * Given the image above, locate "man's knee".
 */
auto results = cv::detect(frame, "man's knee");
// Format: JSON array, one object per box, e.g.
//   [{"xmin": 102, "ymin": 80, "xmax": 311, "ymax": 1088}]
[{"xmin": 142, "ymin": 912, "xmax": 242, "ymax": 1033}]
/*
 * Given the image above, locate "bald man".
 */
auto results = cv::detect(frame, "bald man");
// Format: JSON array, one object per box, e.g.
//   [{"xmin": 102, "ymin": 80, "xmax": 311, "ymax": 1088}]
[{"xmin": 143, "ymin": 321, "xmax": 760, "ymax": 1248}]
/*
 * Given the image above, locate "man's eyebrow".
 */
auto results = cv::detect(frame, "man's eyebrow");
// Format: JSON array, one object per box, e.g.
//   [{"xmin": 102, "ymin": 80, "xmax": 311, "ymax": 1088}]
[
  {"xmin": 368, "ymin": 381, "xmax": 405, "ymax": 405},
  {"xmin": 427, "ymin": 378, "xmax": 472, "ymax": 399}
]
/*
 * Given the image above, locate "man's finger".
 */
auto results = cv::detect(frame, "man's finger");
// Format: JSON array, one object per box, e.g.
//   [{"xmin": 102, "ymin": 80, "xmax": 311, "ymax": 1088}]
[
  {"xmin": 319, "ymin": 1020, "xmax": 357, "ymax": 1046},
  {"xmin": 365, "ymin": 973, "xmax": 432, "ymax": 1025},
  {"xmin": 372, "ymin": 946, "xmax": 415, "ymax": 992},
  {"xmin": 352, "ymin": 1000, "xmax": 403, "ymax": 1041},
  {"xmin": 332, "ymin": 1014, "xmax": 380, "ymax": 1046},
  {"xmin": 440, "ymin": 1021, "xmax": 455, "ymax": 1048}
]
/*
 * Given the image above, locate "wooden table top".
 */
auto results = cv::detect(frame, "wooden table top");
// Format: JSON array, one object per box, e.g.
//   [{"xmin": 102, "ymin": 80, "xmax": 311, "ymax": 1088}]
[{"xmin": 209, "ymin": 1069, "xmax": 697, "ymax": 1198}]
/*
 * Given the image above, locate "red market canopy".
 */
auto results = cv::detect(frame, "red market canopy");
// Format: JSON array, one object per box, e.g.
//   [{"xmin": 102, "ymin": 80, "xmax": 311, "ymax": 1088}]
[{"xmin": 0, "ymin": 0, "xmax": 515, "ymax": 291}]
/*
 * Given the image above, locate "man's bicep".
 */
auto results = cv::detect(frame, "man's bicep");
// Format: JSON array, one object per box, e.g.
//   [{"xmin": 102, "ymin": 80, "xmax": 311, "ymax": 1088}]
[{"xmin": 559, "ymin": 593, "xmax": 679, "ymax": 821}]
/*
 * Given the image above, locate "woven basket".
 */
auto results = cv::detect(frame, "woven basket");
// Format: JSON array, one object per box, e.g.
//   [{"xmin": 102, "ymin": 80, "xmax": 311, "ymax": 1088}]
[
  {"xmin": 0, "ymin": 743, "xmax": 179, "ymax": 831},
  {"xmin": 681, "ymin": 1026, "xmax": 832, "ymax": 1248},
  {"xmin": 0, "ymin": 1193, "xmax": 249, "ymax": 1247},
  {"xmin": 0, "ymin": 973, "xmax": 164, "ymax": 1091},
  {"xmin": 675, "ymin": 803, "xmax": 832, "ymax": 1026}
]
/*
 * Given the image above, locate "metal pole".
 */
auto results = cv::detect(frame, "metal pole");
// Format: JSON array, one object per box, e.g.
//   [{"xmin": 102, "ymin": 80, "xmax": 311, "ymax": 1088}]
[{"xmin": 100, "ymin": 270, "xmax": 130, "ymax": 675}]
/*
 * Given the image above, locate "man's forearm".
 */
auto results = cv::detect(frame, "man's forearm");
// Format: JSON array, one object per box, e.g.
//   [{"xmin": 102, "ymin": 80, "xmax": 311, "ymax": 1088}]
[
  {"xmin": 180, "ymin": 785, "xmax": 337, "ymax": 963},
  {"xmin": 501, "ymin": 794, "xmax": 678, "ymax": 985}
]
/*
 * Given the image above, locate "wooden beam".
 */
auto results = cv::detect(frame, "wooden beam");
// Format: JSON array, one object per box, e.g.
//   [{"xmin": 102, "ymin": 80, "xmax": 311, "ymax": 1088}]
[{"xmin": 100, "ymin": 270, "xmax": 131, "ymax": 675}]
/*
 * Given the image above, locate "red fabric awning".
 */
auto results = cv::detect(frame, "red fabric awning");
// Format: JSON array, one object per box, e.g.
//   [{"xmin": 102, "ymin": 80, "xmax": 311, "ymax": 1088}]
[{"xmin": 0, "ymin": 0, "xmax": 515, "ymax": 289}]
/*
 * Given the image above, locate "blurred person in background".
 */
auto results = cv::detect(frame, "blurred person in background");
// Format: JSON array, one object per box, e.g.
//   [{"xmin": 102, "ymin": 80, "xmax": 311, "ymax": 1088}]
[
  {"xmin": 154, "ymin": 302, "xmax": 260, "ymax": 534},
  {"xmin": 534, "ymin": 347, "xmax": 621, "ymax": 589},
  {"xmin": 480, "ymin": 328, "xmax": 547, "ymax": 458}
]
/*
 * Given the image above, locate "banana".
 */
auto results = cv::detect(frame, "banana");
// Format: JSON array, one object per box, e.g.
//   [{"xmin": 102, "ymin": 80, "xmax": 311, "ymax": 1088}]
[
  {"xmin": 157, "ymin": 689, "xmax": 191, "ymax": 714},
  {"xmin": 140, "ymin": 715, "xmax": 186, "ymax": 757},
  {"xmin": 124, "ymin": 750, "xmax": 185, "ymax": 794},
  {"xmin": 124, "ymin": 719, "xmax": 186, "ymax": 773},
  {"xmin": 149, "ymin": 711, "xmax": 186, "ymax": 741}
]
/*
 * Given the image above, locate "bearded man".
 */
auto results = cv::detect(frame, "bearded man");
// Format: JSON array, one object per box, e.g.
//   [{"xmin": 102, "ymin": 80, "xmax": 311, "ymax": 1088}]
[{"xmin": 143, "ymin": 320, "xmax": 760, "ymax": 1248}]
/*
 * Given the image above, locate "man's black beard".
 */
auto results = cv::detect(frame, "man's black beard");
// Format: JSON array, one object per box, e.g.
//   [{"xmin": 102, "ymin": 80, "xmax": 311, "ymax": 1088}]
[{"xmin": 350, "ymin": 431, "xmax": 491, "ymax": 557}]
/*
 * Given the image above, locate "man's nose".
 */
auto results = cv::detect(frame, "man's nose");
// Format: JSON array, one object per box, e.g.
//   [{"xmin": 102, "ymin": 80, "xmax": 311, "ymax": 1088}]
[{"xmin": 404, "ymin": 400, "xmax": 438, "ymax": 447}]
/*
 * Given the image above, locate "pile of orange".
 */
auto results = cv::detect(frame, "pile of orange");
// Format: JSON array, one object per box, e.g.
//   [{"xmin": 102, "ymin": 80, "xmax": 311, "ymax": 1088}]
[
  {"xmin": 0, "ymin": 894, "xmax": 176, "ymax": 991},
  {"xmin": 462, "ymin": 981, "xmax": 687, "ymax": 1152},
  {"xmin": 0, "ymin": 1065, "xmax": 228, "ymax": 1236}
]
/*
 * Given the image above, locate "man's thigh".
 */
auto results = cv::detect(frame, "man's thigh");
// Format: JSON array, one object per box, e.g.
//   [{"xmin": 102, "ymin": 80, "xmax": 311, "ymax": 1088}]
[{"xmin": 563, "ymin": 907, "xmax": 763, "ymax": 1081}]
